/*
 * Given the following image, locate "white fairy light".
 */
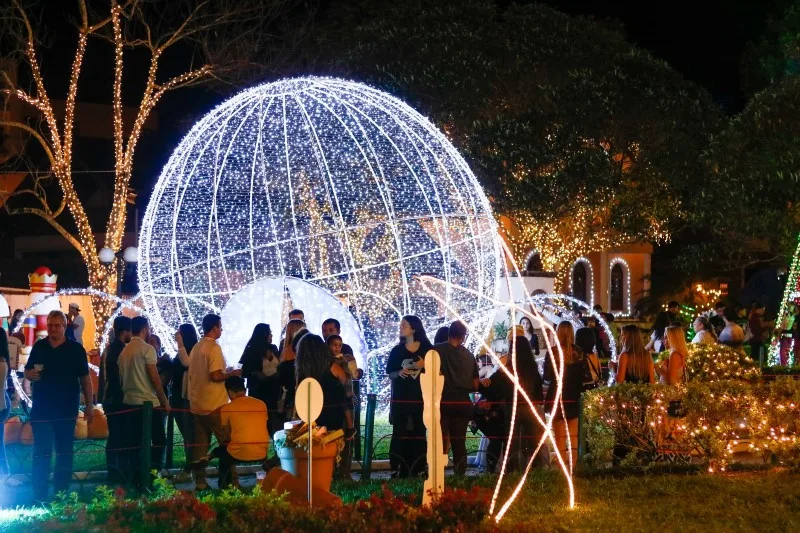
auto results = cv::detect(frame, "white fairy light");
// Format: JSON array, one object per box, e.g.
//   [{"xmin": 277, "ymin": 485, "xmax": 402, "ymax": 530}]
[
  {"xmin": 608, "ymin": 256, "xmax": 631, "ymax": 316},
  {"xmin": 138, "ymin": 77, "xmax": 502, "ymax": 393}
]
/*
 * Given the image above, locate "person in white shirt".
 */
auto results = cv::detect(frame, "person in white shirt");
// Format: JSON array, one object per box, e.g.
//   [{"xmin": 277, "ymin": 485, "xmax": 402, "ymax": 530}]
[
  {"xmin": 118, "ymin": 316, "xmax": 169, "ymax": 487},
  {"xmin": 187, "ymin": 313, "xmax": 241, "ymax": 490},
  {"xmin": 67, "ymin": 303, "xmax": 85, "ymax": 346},
  {"xmin": 691, "ymin": 317, "xmax": 717, "ymax": 345}
]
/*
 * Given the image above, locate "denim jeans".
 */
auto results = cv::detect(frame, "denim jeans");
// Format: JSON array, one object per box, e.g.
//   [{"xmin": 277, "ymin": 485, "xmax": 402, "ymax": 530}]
[{"xmin": 32, "ymin": 417, "xmax": 76, "ymax": 500}]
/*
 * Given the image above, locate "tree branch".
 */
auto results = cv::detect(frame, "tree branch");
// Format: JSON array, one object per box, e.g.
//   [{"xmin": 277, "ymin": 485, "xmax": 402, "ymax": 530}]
[
  {"xmin": 5, "ymin": 205, "xmax": 85, "ymax": 257},
  {"xmin": 0, "ymin": 119, "xmax": 56, "ymax": 167}
]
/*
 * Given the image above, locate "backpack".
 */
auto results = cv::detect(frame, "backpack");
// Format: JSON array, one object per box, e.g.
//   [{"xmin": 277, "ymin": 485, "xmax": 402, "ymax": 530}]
[{"xmin": 582, "ymin": 353, "xmax": 602, "ymax": 391}]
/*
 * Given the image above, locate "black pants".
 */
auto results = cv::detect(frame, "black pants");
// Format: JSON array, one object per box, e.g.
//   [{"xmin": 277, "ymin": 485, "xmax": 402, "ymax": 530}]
[
  {"xmin": 506, "ymin": 411, "xmax": 547, "ymax": 470},
  {"xmin": 169, "ymin": 396, "xmax": 194, "ymax": 469},
  {"xmin": 389, "ymin": 410, "xmax": 427, "ymax": 477},
  {"xmin": 440, "ymin": 411, "xmax": 470, "ymax": 475},
  {"xmin": 104, "ymin": 403, "xmax": 126, "ymax": 483},
  {"xmin": 31, "ymin": 417, "xmax": 75, "ymax": 500},
  {"xmin": 122, "ymin": 404, "xmax": 166, "ymax": 489},
  {"xmin": 212, "ymin": 445, "xmax": 265, "ymax": 489}
]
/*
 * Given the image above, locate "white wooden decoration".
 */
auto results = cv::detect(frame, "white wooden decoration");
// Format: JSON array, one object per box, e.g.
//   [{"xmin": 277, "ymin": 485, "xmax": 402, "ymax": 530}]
[
  {"xmin": 420, "ymin": 348, "xmax": 447, "ymax": 506},
  {"xmin": 296, "ymin": 377, "xmax": 323, "ymax": 507}
]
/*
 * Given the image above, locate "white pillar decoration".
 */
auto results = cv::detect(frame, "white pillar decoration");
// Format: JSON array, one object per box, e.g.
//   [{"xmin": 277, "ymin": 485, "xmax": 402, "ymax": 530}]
[{"xmin": 420, "ymin": 348, "xmax": 447, "ymax": 506}]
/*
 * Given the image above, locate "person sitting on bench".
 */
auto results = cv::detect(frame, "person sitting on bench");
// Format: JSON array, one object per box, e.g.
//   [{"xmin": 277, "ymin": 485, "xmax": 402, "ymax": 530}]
[{"xmin": 193, "ymin": 376, "xmax": 268, "ymax": 489}]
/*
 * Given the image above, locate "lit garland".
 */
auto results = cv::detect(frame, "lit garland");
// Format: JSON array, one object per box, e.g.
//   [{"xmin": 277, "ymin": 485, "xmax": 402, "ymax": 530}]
[
  {"xmin": 138, "ymin": 77, "xmax": 502, "ymax": 393},
  {"xmin": 1, "ymin": 1, "xmax": 215, "ymax": 347},
  {"xmin": 769, "ymin": 233, "xmax": 800, "ymax": 366},
  {"xmin": 608, "ymin": 257, "xmax": 631, "ymax": 316},
  {"xmin": 583, "ymin": 379, "xmax": 800, "ymax": 473},
  {"xmin": 655, "ymin": 343, "xmax": 761, "ymax": 383},
  {"xmin": 10, "ymin": 287, "xmax": 140, "ymax": 408},
  {"xmin": 568, "ymin": 257, "xmax": 595, "ymax": 308}
]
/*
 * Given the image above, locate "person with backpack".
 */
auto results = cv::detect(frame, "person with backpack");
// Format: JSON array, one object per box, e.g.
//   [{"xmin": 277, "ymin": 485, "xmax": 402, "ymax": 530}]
[
  {"xmin": 575, "ymin": 327, "xmax": 602, "ymax": 390},
  {"xmin": 543, "ymin": 321, "xmax": 585, "ymax": 468}
]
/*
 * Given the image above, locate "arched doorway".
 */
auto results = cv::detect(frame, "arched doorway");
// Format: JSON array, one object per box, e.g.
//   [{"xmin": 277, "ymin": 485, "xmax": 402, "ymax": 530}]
[
  {"xmin": 571, "ymin": 262, "xmax": 588, "ymax": 303},
  {"xmin": 526, "ymin": 252, "xmax": 543, "ymax": 272},
  {"xmin": 610, "ymin": 263, "xmax": 624, "ymax": 311}
]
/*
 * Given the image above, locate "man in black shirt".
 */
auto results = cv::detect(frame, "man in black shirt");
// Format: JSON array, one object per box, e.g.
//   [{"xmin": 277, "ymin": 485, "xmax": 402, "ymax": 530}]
[
  {"xmin": 435, "ymin": 321, "xmax": 479, "ymax": 476},
  {"xmin": 24, "ymin": 310, "xmax": 93, "ymax": 501},
  {"xmin": 98, "ymin": 316, "xmax": 132, "ymax": 483}
]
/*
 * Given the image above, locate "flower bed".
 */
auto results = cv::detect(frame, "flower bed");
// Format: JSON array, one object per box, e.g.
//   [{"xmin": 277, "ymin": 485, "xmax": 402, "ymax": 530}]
[
  {"xmin": 583, "ymin": 378, "xmax": 800, "ymax": 470},
  {"xmin": 8, "ymin": 482, "xmax": 491, "ymax": 532}
]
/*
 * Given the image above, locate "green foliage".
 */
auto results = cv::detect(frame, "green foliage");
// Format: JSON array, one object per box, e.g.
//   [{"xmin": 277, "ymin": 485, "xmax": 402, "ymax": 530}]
[
  {"xmin": 584, "ymin": 378, "xmax": 800, "ymax": 470},
  {"xmin": 493, "ymin": 321, "xmax": 510, "ymax": 341},
  {"xmin": 740, "ymin": 1, "xmax": 800, "ymax": 98},
  {"xmin": 655, "ymin": 343, "xmax": 762, "ymax": 382},
  {"xmin": 319, "ymin": 0, "xmax": 723, "ymax": 255}
]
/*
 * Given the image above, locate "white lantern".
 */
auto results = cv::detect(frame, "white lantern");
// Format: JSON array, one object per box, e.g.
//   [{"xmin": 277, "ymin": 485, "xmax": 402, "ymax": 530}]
[
  {"xmin": 123, "ymin": 246, "xmax": 139, "ymax": 263},
  {"xmin": 98, "ymin": 247, "xmax": 115, "ymax": 264}
]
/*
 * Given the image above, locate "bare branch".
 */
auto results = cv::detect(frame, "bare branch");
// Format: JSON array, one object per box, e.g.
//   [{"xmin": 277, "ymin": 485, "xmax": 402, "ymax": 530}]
[
  {"xmin": 0, "ymin": 119, "xmax": 56, "ymax": 167},
  {"xmin": 4, "ymin": 205, "xmax": 85, "ymax": 256}
]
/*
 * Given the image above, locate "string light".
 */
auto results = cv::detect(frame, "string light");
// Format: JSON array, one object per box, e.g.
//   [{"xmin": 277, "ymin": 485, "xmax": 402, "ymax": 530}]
[
  {"xmin": 769, "ymin": 233, "xmax": 800, "ymax": 366},
  {"xmin": 608, "ymin": 257, "xmax": 631, "ymax": 316},
  {"xmin": 137, "ymin": 77, "xmax": 502, "ymax": 393},
  {"xmin": 2, "ymin": 3, "xmax": 213, "ymax": 347}
]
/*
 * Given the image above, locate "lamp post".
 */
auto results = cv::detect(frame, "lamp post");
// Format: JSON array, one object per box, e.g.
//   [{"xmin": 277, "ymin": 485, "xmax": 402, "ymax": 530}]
[{"xmin": 99, "ymin": 246, "xmax": 138, "ymax": 296}]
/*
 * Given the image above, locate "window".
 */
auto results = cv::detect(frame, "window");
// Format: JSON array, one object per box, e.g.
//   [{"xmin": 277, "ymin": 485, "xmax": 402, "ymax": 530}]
[
  {"xmin": 572, "ymin": 262, "xmax": 587, "ymax": 302},
  {"xmin": 610, "ymin": 263, "xmax": 624, "ymax": 311},
  {"xmin": 525, "ymin": 252, "xmax": 543, "ymax": 272}
]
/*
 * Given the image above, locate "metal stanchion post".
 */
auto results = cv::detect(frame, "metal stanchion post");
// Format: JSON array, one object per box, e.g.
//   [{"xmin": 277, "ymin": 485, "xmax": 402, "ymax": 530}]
[
  {"xmin": 141, "ymin": 401, "xmax": 153, "ymax": 490},
  {"xmin": 354, "ymin": 379, "xmax": 362, "ymax": 460},
  {"xmin": 361, "ymin": 393, "xmax": 376, "ymax": 483},
  {"xmin": 165, "ymin": 408, "xmax": 175, "ymax": 470},
  {"xmin": 577, "ymin": 393, "xmax": 585, "ymax": 469}
]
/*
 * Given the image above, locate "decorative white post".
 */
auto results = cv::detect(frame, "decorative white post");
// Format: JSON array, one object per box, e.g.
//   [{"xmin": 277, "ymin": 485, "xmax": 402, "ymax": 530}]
[
  {"xmin": 420, "ymin": 348, "xmax": 447, "ymax": 506},
  {"xmin": 295, "ymin": 377, "xmax": 323, "ymax": 508}
]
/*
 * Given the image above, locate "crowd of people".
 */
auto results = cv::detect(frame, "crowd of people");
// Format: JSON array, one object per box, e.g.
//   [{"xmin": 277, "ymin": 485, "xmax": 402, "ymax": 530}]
[{"xmin": 1, "ymin": 294, "xmax": 798, "ymax": 500}]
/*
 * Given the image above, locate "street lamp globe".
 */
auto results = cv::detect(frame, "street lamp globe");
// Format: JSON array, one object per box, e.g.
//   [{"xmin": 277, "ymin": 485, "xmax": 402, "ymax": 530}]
[
  {"xmin": 98, "ymin": 247, "xmax": 115, "ymax": 264},
  {"xmin": 123, "ymin": 246, "xmax": 139, "ymax": 263}
]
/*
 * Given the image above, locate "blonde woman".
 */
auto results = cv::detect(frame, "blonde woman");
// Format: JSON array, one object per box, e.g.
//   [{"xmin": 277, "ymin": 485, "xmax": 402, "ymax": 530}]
[
  {"xmin": 543, "ymin": 321, "xmax": 584, "ymax": 468},
  {"xmin": 656, "ymin": 326, "xmax": 689, "ymax": 385},
  {"xmin": 615, "ymin": 324, "xmax": 656, "ymax": 384}
]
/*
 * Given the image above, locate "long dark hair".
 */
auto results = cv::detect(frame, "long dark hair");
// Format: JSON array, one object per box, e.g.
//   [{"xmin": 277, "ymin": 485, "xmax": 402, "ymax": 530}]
[
  {"xmin": 0, "ymin": 328, "xmax": 10, "ymax": 378},
  {"xmin": 179, "ymin": 323, "xmax": 199, "ymax": 355},
  {"xmin": 574, "ymin": 327, "xmax": 596, "ymax": 356},
  {"xmin": 433, "ymin": 326, "xmax": 450, "ymax": 344},
  {"xmin": 239, "ymin": 323, "xmax": 273, "ymax": 372},
  {"xmin": 651, "ymin": 311, "xmax": 671, "ymax": 341},
  {"xmin": 508, "ymin": 335, "xmax": 541, "ymax": 397},
  {"xmin": 399, "ymin": 315, "xmax": 432, "ymax": 346},
  {"xmin": 295, "ymin": 333, "xmax": 332, "ymax": 385}
]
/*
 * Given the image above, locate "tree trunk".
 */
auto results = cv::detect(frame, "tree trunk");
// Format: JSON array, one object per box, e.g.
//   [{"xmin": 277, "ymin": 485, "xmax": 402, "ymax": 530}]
[{"xmin": 88, "ymin": 264, "xmax": 119, "ymax": 350}]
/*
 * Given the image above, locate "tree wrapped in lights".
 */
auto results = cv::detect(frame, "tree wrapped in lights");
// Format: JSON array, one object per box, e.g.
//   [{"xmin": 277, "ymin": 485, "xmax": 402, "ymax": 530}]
[
  {"xmin": 324, "ymin": 0, "xmax": 720, "ymax": 279},
  {"xmin": 769, "ymin": 233, "xmax": 800, "ymax": 365},
  {"xmin": 138, "ymin": 77, "xmax": 502, "ymax": 392},
  {"xmin": 0, "ymin": 0, "xmax": 300, "ymax": 345}
]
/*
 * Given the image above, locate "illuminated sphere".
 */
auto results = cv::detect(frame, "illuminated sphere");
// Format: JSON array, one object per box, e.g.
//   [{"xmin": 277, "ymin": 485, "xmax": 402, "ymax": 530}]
[{"xmin": 138, "ymin": 77, "xmax": 500, "ymax": 388}]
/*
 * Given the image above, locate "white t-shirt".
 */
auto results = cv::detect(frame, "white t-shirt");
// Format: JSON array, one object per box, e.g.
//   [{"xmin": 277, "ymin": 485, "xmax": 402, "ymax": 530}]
[
  {"xmin": 118, "ymin": 336, "xmax": 161, "ymax": 406},
  {"xmin": 188, "ymin": 337, "xmax": 228, "ymax": 414},
  {"xmin": 691, "ymin": 330, "xmax": 715, "ymax": 345},
  {"xmin": 72, "ymin": 315, "xmax": 85, "ymax": 346}
]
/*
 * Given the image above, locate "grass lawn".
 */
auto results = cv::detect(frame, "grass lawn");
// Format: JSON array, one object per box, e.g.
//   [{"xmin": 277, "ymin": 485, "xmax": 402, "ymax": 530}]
[
  {"xmin": 334, "ymin": 469, "xmax": 800, "ymax": 532},
  {"xmin": 5, "ymin": 414, "xmax": 481, "ymax": 474}
]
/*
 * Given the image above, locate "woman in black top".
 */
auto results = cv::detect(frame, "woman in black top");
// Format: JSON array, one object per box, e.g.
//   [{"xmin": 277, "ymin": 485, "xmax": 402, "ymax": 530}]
[
  {"xmin": 480, "ymin": 334, "xmax": 545, "ymax": 471},
  {"xmin": 519, "ymin": 317, "xmax": 540, "ymax": 355},
  {"xmin": 543, "ymin": 321, "xmax": 585, "ymax": 468},
  {"xmin": 385, "ymin": 315, "xmax": 432, "ymax": 478},
  {"xmin": 239, "ymin": 323, "xmax": 282, "ymax": 437},
  {"xmin": 173, "ymin": 323, "xmax": 198, "ymax": 470},
  {"xmin": 295, "ymin": 334, "xmax": 349, "ymax": 433}
]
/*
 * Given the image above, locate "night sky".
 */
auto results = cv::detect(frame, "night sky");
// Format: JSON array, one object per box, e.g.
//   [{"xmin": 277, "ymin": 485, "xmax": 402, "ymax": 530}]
[{"xmin": 0, "ymin": 0, "xmax": 787, "ymax": 286}]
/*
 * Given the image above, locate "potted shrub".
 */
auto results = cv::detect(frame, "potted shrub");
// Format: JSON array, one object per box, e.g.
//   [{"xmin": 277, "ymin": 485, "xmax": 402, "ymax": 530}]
[{"xmin": 273, "ymin": 422, "xmax": 344, "ymax": 491}]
